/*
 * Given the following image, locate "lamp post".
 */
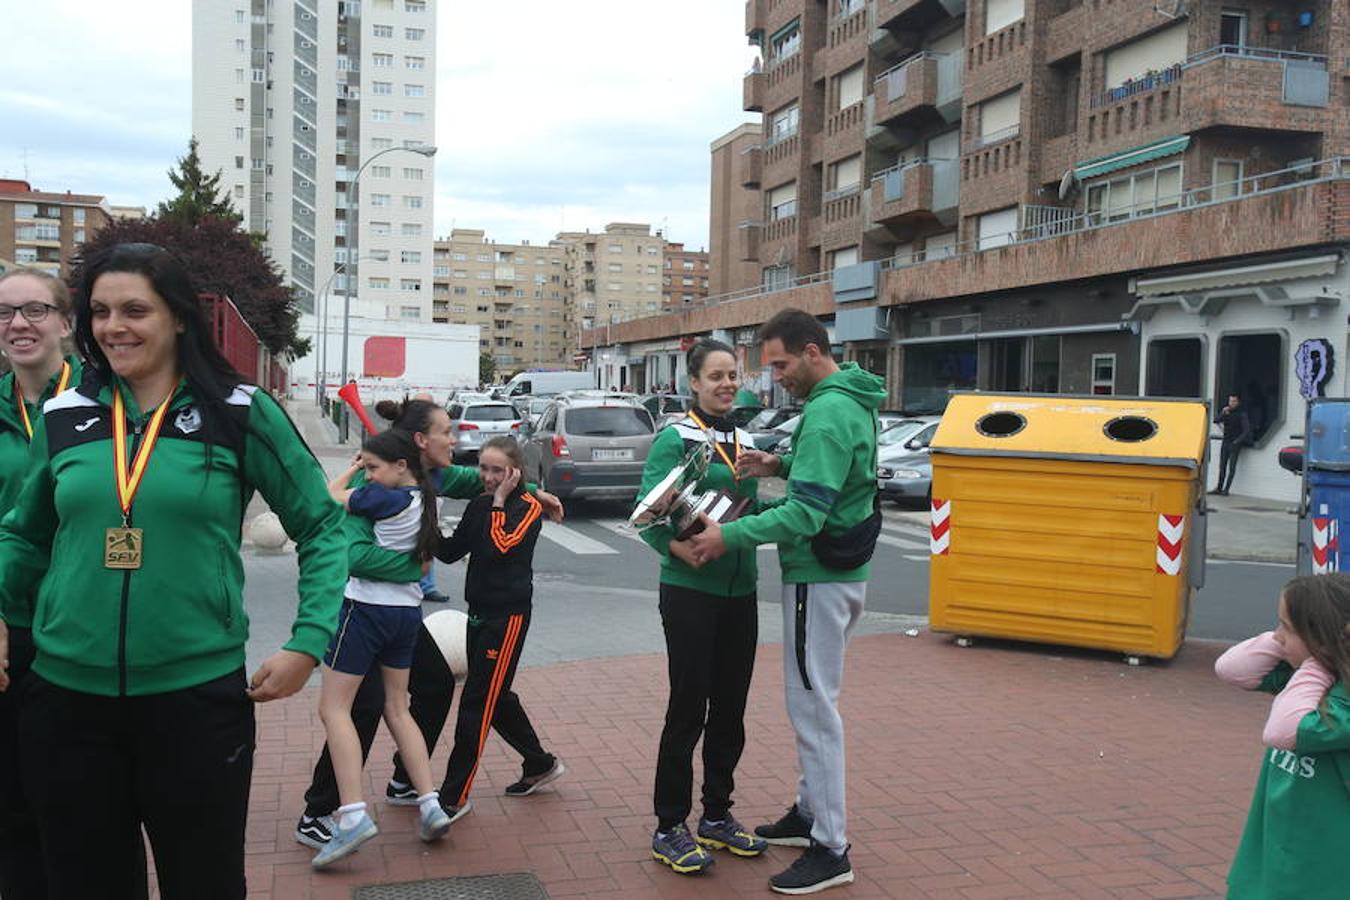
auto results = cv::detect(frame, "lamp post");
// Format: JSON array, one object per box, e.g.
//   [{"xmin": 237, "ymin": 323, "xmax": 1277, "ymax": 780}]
[
  {"xmin": 315, "ymin": 254, "xmax": 380, "ymax": 406},
  {"xmin": 338, "ymin": 143, "xmax": 438, "ymax": 442}
]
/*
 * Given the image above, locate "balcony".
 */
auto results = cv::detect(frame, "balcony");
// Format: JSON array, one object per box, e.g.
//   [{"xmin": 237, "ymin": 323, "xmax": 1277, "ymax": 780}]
[
  {"xmin": 740, "ymin": 144, "xmax": 763, "ymax": 187},
  {"xmin": 737, "ymin": 221, "xmax": 761, "ymax": 262},
  {"xmin": 866, "ymin": 158, "xmax": 959, "ymax": 236},
  {"xmin": 826, "ymin": 101, "xmax": 865, "ymax": 138},
  {"xmin": 871, "ymin": 51, "xmax": 962, "ymax": 132},
  {"xmin": 744, "ymin": 69, "xmax": 765, "ymax": 112},
  {"xmin": 745, "ymin": 0, "xmax": 765, "ymax": 34},
  {"xmin": 1181, "ymin": 45, "xmax": 1330, "ymax": 135},
  {"xmin": 873, "ymin": 0, "xmax": 964, "ymax": 33}
]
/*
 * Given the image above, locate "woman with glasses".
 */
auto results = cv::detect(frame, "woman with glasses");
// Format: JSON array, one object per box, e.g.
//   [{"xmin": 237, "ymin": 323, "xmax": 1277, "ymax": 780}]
[
  {"xmin": 0, "ymin": 268, "xmax": 83, "ymax": 900},
  {"xmin": 0, "ymin": 244, "xmax": 348, "ymax": 900}
]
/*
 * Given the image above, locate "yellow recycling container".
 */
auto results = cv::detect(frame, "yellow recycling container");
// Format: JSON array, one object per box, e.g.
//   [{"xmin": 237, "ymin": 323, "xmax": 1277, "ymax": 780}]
[{"xmin": 927, "ymin": 393, "xmax": 1209, "ymax": 660}]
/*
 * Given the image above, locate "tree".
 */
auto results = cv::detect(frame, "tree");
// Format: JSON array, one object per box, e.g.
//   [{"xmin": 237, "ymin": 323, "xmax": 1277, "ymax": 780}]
[
  {"xmin": 479, "ymin": 352, "xmax": 497, "ymax": 385},
  {"xmin": 156, "ymin": 138, "xmax": 239, "ymax": 226},
  {"xmin": 73, "ymin": 214, "xmax": 302, "ymax": 356}
]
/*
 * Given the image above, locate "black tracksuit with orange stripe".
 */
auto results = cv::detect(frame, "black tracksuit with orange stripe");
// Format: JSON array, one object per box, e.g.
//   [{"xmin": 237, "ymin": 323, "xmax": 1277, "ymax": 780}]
[{"xmin": 434, "ymin": 488, "xmax": 554, "ymax": 808}]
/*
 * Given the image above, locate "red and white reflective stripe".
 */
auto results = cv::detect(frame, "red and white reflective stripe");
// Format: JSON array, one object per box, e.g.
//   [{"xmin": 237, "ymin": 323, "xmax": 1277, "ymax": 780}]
[
  {"xmin": 1156, "ymin": 514, "xmax": 1185, "ymax": 576},
  {"xmin": 1312, "ymin": 517, "xmax": 1339, "ymax": 574},
  {"xmin": 930, "ymin": 498, "xmax": 951, "ymax": 556}
]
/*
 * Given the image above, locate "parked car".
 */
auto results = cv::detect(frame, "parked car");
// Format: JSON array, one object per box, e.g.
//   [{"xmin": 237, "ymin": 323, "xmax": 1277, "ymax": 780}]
[
  {"xmin": 728, "ymin": 404, "xmax": 763, "ymax": 428},
  {"xmin": 876, "ymin": 417, "xmax": 942, "ymax": 505},
  {"xmin": 763, "ymin": 415, "xmax": 802, "ymax": 453},
  {"xmin": 521, "ymin": 396, "xmax": 553, "ymax": 428},
  {"xmin": 450, "ymin": 390, "xmax": 493, "ymax": 405},
  {"xmin": 519, "ymin": 398, "xmax": 656, "ymax": 501},
  {"xmin": 447, "ymin": 400, "xmax": 522, "ymax": 462},
  {"xmin": 745, "ymin": 406, "xmax": 802, "ymax": 450},
  {"xmin": 641, "ymin": 393, "xmax": 694, "ymax": 419},
  {"xmin": 498, "ymin": 370, "xmax": 593, "ymax": 399}
]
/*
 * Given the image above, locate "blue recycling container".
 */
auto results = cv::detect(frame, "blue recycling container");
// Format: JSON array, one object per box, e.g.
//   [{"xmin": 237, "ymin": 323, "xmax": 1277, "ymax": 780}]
[{"xmin": 1298, "ymin": 399, "xmax": 1350, "ymax": 574}]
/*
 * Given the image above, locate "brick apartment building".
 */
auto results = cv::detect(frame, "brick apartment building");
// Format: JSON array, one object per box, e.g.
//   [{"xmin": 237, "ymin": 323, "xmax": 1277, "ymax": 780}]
[
  {"xmin": 0, "ymin": 180, "xmax": 112, "ymax": 279},
  {"xmin": 709, "ymin": 122, "xmax": 765, "ymax": 296},
  {"xmin": 584, "ymin": 0, "xmax": 1349, "ymax": 501},
  {"xmin": 432, "ymin": 229, "xmax": 572, "ymax": 372},
  {"xmin": 662, "ymin": 241, "xmax": 711, "ymax": 307}
]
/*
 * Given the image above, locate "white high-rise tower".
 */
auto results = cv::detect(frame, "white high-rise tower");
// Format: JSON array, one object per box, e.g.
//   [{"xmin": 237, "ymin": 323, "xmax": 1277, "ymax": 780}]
[{"xmin": 192, "ymin": 0, "xmax": 437, "ymax": 322}]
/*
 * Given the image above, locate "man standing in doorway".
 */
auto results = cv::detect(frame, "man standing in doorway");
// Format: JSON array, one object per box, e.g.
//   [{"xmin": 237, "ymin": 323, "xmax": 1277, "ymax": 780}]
[
  {"xmin": 1212, "ymin": 392, "xmax": 1253, "ymax": 496},
  {"xmin": 687, "ymin": 308, "xmax": 884, "ymax": 894}
]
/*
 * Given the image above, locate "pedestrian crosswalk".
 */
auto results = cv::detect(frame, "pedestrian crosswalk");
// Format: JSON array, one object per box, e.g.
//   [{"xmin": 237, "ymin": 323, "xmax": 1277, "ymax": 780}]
[{"xmin": 431, "ymin": 509, "xmax": 933, "ymax": 559}]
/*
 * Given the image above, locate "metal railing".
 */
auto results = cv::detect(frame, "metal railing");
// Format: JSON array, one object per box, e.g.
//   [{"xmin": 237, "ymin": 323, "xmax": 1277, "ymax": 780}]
[
  {"xmin": 1089, "ymin": 63, "xmax": 1182, "ymax": 110},
  {"xmin": 1183, "ymin": 43, "xmax": 1327, "ymax": 68},
  {"xmin": 969, "ymin": 124, "xmax": 1020, "ymax": 149}
]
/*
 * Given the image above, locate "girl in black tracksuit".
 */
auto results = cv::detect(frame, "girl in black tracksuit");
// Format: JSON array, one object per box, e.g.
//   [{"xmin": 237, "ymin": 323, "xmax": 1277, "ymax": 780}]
[{"xmin": 432, "ymin": 436, "xmax": 560, "ymax": 816}]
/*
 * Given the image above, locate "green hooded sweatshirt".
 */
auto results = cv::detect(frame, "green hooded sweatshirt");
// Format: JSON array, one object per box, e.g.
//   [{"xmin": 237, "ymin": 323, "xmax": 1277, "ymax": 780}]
[
  {"xmin": 720, "ymin": 362, "xmax": 884, "ymax": 583},
  {"xmin": 0, "ymin": 356, "xmax": 83, "ymax": 628},
  {"xmin": 0, "ymin": 373, "xmax": 348, "ymax": 697}
]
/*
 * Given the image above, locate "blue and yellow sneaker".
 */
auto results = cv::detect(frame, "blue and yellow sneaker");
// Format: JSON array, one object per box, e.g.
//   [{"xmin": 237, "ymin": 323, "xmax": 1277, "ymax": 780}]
[
  {"xmin": 697, "ymin": 815, "xmax": 768, "ymax": 857},
  {"xmin": 651, "ymin": 823, "xmax": 714, "ymax": 875}
]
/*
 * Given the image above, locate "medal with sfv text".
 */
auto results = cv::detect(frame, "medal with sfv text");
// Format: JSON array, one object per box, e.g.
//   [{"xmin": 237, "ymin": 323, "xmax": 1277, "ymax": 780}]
[{"xmin": 105, "ymin": 386, "xmax": 174, "ymax": 570}]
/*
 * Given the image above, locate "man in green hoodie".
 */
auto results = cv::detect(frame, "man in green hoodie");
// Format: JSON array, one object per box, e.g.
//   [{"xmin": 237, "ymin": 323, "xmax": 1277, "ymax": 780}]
[{"xmin": 688, "ymin": 307, "xmax": 884, "ymax": 895}]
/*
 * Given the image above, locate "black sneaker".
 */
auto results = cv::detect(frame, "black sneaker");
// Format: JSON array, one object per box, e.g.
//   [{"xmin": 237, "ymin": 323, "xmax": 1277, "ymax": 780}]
[
  {"xmin": 755, "ymin": 803, "xmax": 813, "ymax": 848},
  {"xmin": 294, "ymin": 813, "xmax": 333, "ymax": 849},
  {"xmin": 385, "ymin": 779, "xmax": 420, "ymax": 806},
  {"xmin": 504, "ymin": 758, "xmax": 566, "ymax": 797},
  {"xmin": 769, "ymin": 842, "xmax": 854, "ymax": 895},
  {"xmin": 422, "ymin": 590, "xmax": 450, "ymax": 603}
]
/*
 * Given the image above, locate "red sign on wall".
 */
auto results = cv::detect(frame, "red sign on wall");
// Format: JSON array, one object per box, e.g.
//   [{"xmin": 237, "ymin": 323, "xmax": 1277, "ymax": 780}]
[{"xmin": 363, "ymin": 336, "xmax": 407, "ymax": 377}]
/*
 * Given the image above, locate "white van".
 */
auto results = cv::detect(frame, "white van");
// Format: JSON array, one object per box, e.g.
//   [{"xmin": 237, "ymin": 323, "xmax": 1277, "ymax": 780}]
[{"xmin": 499, "ymin": 370, "xmax": 593, "ymax": 398}]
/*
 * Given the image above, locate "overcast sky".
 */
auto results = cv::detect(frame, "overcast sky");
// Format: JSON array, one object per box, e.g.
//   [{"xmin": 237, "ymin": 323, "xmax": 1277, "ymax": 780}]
[{"xmin": 1, "ymin": 0, "xmax": 758, "ymax": 251}]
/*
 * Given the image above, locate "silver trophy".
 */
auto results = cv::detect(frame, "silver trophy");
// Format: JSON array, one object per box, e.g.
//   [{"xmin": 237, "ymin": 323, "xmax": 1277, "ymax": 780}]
[{"xmin": 629, "ymin": 444, "xmax": 752, "ymax": 540}]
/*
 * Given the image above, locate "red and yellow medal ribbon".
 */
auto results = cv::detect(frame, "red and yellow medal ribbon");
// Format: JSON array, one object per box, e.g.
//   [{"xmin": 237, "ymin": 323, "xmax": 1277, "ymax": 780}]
[
  {"xmin": 688, "ymin": 411, "xmax": 741, "ymax": 480},
  {"xmin": 16, "ymin": 361, "xmax": 71, "ymax": 440},
  {"xmin": 111, "ymin": 386, "xmax": 174, "ymax": 521}
]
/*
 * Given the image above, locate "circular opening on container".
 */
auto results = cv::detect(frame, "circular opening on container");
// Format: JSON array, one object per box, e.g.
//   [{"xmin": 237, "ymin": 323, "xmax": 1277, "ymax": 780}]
[
  {"xmin": 1103, "ymin": 415, "xmax": 1158, "ymax": 442},
  {"xmin": 975, "ymin": 411, "xmax": 1027, "ymax": 438}
]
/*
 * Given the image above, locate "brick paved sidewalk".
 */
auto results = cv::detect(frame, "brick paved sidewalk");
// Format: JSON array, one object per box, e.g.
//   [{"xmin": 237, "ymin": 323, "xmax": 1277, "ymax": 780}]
[{"xmin": 232, "ymin": 632, "xmax": 1264, "ymax": 899}]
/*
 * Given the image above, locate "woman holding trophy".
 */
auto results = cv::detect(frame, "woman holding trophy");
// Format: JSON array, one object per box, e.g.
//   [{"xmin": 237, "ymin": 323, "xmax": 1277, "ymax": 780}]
[{"xmin": 635, "ymin": 338, "xmax": 768, "ymax": 875}]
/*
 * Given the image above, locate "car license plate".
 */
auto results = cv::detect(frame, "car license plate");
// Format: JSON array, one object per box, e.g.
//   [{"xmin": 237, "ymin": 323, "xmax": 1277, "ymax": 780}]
[{"xmin": 592, "ymin": 448, "xmax": 633, "ymax": 461}]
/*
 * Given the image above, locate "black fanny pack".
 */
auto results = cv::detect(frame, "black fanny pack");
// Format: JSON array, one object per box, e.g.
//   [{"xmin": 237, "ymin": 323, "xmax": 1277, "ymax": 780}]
[{"xmin": 810, "ymin": 495, "xmax": 882, "ymax": 570}]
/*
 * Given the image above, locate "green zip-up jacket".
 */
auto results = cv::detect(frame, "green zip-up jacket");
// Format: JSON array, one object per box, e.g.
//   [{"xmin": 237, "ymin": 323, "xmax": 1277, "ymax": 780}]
[
  {"xmin": 720, "ymin": 363, "xmax": 884, "ymax": 584},
  {"xmin": 0, "ymin": 356, "xmax": 82, "ymax": 628},
  {"xmin": 0, "ymin": 372, "xmax": 348, "ymax": 697},
  {"xmin": 638, "ymin": 412, "xmax": 759, "ymax": 597}
]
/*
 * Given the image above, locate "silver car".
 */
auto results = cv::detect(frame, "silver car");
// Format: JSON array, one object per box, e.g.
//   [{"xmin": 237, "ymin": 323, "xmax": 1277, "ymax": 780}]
[
  {"xmin": 447, "ymin": 401, "xmax": 522, "ymax": 462},
  {"xmin": 519, "ymin": 398, "xmax": 655, "ymax": 501},
  {"xmin": 876, "ymin": 417, "xmax": 941, "ymax": 505}
]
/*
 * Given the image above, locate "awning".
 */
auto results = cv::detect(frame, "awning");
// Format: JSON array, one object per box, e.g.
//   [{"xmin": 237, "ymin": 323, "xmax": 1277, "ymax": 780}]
[
  {"xmin": 1073, "ymin": 135, "xmax": 1189, "ymax": 181},
  {"xmin": 898, "ymin": 321, "xmax": 1135, "ymax": 346},
  {"xmin": 1132, "ymin": 254, "xmax": 1341, "ymax": 297}
]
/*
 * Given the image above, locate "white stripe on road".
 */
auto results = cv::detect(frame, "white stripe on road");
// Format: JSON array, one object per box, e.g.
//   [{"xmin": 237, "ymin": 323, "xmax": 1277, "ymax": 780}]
[
  {"xmin": 878, "ymin": 531, "xmax": 929, "ymax": 551},
  {"xmin": 538, "ymin": 521, "xmax": 620, "ymax": 555}
]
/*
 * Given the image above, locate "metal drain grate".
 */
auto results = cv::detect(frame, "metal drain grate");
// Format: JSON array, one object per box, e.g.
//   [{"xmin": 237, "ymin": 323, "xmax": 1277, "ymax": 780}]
[{"xmin": 353, "ymin": 873, "xmax": 549, "ymax": 900}]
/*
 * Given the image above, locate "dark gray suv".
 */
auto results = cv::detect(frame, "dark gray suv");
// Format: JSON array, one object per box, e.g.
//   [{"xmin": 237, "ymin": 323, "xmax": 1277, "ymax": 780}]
[{"xmin": 519, "ymin": 398, "xmax": 655, "ymax": 500}]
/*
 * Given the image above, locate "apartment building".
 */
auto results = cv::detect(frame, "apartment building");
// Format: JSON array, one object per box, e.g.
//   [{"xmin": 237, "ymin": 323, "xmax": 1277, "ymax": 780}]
[
  {"xmin": 556, "ymin": 223, "xmax": 665, "ymax": 331},
  {"xmin": 432, "ymin": 229, "xmax": 572, "ymax": 371},
  {"xmin": 709, "ymin": 122, "xmax": 765, "ymax": 296},
  {"xmin": 662, "ymin": 241, "xmax": 711, "ymax": 307},
  {"xmin": 591, "ymin": 0, "xmax": 1349, "ymax": 501},
  {"xmin": 0, "ymin": 180, "xmax": 112, "ymax": 279},
  {"xmin": 191, "ymin": 0, "xmax": 437, "ymax": 322}
]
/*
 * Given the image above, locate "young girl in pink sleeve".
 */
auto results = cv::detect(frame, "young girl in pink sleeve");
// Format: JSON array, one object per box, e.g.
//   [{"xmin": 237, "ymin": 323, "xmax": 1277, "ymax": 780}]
[{"xmin": 1215, "ymin": 574, "xmax": 1350, "ymax": 899}]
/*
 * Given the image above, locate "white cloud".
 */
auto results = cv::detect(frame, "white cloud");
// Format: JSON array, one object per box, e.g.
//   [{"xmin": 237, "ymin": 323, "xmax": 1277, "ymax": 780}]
[{"xmin": 0, "ymin": 0, "xmax": 760, "ymax": 248}]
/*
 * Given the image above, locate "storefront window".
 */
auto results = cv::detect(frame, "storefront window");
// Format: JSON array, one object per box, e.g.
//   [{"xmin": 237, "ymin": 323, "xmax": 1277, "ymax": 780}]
[
  {"xmin": 903, "ymin": 342, "xmax": 976, "ymax": 413},
  {"xmin": 1146, "ymin": 337, "xmax": 1203, "ymax": 397},
  {"xmin": 1030, "ymin": 335, "xmax": 1061, "ymax": 393},
  {"xmin": 1215, "ymin": 333, "xmax": 1282, "ymax": 444}
]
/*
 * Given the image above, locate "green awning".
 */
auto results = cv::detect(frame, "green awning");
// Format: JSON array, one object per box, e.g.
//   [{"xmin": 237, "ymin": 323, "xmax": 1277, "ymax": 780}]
[{"xmin": 1073, "ymin": 135, "xmax": 1189, "ymax": 181}]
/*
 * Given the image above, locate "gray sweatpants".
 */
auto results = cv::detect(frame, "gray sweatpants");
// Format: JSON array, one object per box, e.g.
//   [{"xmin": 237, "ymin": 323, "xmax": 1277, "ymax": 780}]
[{"xmin": 781, "ymin": 581, "xmax": 866, "ymax": 852}]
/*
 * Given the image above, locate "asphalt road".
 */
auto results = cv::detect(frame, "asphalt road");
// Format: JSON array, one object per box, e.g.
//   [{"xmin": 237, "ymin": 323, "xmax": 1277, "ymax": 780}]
[{"xmin": 240, "ymin": 497, "xmax": 1291, "ymax": 677}]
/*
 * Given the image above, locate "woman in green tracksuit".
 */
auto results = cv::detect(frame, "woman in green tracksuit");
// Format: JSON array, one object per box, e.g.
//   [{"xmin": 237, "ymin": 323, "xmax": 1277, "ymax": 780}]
[
  {"xmin": 0, "ymin": 243, "xmax": 348, "ymax": 900},
  {"xmin": 640, "ymin": 338, "xmax": 768, "ymax": 875},
  {"xmin": 0, "ymin": 267, "xmax": 84, "ymax": 900}
]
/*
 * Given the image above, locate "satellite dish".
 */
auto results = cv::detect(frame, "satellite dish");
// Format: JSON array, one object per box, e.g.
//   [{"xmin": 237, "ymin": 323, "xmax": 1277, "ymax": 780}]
[{"xmin": 1058, "ymin": 169, "xmax": 1079, "ymax": 201}]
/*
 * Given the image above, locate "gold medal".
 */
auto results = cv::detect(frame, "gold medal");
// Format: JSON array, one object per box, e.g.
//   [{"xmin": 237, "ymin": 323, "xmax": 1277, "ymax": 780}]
[
  {"xmin": 105, "ymin": 527, "xmax": 144, "ymax": 569},
  {"xmin": 105, "ymin": 384, "xmax": 174, "ymax": 570}
]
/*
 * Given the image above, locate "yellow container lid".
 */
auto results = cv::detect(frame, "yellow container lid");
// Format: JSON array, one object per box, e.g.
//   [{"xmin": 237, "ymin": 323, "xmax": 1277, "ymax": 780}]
[{"xmin": 931, "ymin": 393, "xmax": 1209, "ymax": 468}]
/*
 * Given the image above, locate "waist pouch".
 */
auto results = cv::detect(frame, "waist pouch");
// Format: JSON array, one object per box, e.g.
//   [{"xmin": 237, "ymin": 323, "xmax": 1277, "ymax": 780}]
[{"xmin": 810, "ymin": 496, "xmax": 882, "ymax": 570}]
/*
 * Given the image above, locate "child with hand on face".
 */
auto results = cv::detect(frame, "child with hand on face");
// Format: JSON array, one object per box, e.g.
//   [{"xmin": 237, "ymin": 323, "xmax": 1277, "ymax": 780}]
[{"xmin": 1215, "ymin": 573, "xmax": 1350, "ymax": 899}]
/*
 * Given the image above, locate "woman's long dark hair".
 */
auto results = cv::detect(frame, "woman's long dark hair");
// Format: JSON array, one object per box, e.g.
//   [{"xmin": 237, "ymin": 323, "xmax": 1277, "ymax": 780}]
[
  {"xmin": 361, "ymin": 427, "xmax": 440, "ymax": 562},
  {"xmin": 73, "ymin": 243, "xmax": 246, "ymax": 444},
  {"xmin": 375, "ymin": 398, "xmax": 441, "ymax": 434}
]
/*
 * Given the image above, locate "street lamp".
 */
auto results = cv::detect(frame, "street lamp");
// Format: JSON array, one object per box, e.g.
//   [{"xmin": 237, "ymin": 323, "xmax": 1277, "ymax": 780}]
[
  {"xmin": 338, "ymin": 143, "xmax": 438, "ymax": 442},
  {"xmin": 315, "ymin": 254, "xmax": 380, "ymax": 406}
]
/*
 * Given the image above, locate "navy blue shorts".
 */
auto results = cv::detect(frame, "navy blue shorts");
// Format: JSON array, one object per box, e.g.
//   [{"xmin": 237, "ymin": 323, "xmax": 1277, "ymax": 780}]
[{"xmin": 323, "ymin": 599, "xmax": 422, "ymax": 675}]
